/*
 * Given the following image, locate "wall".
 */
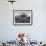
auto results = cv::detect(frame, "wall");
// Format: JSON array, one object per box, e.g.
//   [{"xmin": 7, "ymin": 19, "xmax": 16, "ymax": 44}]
[{"xmin": 0, "ymin": 0, "xmax": 46, "ymax": 42}]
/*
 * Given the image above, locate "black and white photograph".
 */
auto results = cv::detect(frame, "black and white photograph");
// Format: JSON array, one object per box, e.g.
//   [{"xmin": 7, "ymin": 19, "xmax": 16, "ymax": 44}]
[{"xmin": 13, "ymin": 10, "xmax": 32, "ymax": 25}]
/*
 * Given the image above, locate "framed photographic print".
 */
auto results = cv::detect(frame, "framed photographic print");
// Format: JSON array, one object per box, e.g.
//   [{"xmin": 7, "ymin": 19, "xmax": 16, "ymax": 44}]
[{"xmin": 13, "ymin": 10, "xmax": 33, "ymax": 25}]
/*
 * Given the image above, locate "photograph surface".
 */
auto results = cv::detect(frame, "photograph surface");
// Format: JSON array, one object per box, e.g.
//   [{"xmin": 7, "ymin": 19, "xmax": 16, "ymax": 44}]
[{"xmin": 13, "ymin": 10, "xmax": 32, "ymax": 25}]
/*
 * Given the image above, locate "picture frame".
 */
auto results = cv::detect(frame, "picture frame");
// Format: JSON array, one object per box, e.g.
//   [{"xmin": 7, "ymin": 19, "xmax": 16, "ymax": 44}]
[{"xmin": 13, "ymin": 10, "xmax": 33, "ymax": 26}]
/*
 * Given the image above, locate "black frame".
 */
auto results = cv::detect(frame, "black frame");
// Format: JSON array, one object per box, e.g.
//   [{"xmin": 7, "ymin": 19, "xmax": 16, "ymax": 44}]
[{"xmin": 13, "ymin": 10, "xmax": 33, "ymax": 26}]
